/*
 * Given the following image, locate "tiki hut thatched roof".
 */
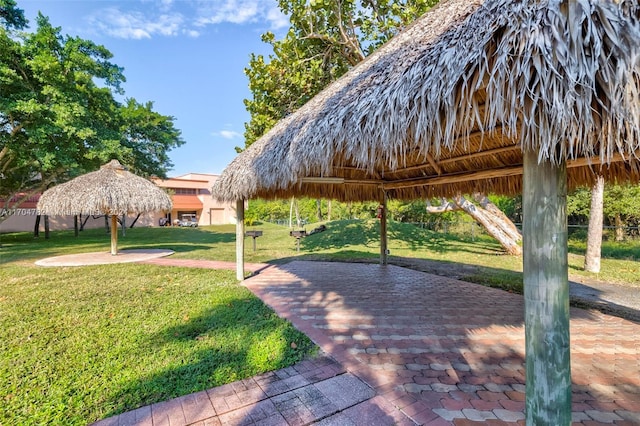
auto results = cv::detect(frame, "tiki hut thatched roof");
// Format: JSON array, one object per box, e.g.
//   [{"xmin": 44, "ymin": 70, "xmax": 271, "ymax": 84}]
[
  {"xmin": 213, "ymin": 0, "xmax": 640, "ymax": 202},
  {"xmin": 37, "ymin": 160, "xmax": 172, "ymax": 216}
]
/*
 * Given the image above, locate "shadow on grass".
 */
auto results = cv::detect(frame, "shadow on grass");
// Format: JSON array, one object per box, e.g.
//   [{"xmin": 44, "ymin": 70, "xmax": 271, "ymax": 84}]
[
  {"xmin": 0, "ymin": 227, "xmax": 235, "ymax": 264},
  {"xmin": 103, "ymin": 294, "xmax": 315, "ymax": 420},
  {"xmin": 296, "ymin": 219, "xmax": 505, "ymax": 256}
]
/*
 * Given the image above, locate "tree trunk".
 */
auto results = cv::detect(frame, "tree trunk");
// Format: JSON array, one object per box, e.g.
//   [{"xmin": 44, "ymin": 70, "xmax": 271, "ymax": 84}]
[
  {"xmin": 129, "ymin": 213, "xmax": 141, "ymax": 228},
  {"xmin": 74, "ymin": 215, "xmax": 79, "ymax": 237},
  {"xmin": 426, "ymin": 197, "xmax": 522, "ymax": 255},
  {"xmin": 327, "ymin": 200, "xmax": 332, "ymax": 221},
  {"xmin": 34, "ymin": 215, "xmax": 41, "ymax": 237},
  {"xmin": 44, "ymin": 215, "xmax": 49, "ymax": 239},
  {"xmin": 453, "ymin": 196, "xmax": 522, "ymax": 255},
  {"xmin": 584, "ymin": 176, "xmax": 604, "ymax": 273},
  {"xmin": 316, "ymin": 199, "xmax": 322, "ymax": 222},
  {"xmin": 80, "ymin": 214, "xmax": 90, "ymax": 231},
  {"xmin": 614, "ymin": 214, "xmax": 625, "ymax": 241},
  {"xmin": 289, "ymin": 198, "xmax": 294, "ymax": 228},
  {"xmin": 472, "ymin": 193, "xmax": 521, "ymax": 241},
  {"xmin": 104, "ymin": 215, "xmax": 109, "ymax": 233},
  {"xmin": 425, "ymin": 198, "xmax": 458, "ymax": 214},
  {"xmin": 294, "ymin": 200, "xmax": 301, "ymax": 228}
]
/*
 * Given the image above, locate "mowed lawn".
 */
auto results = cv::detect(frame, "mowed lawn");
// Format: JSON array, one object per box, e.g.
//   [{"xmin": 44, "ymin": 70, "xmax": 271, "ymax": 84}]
[
  {"xmin": 1, "ymin": 220, "xmax": 638, "ymax": 424},
  {"xmin": 0, "ymin": 226, "xmax": 317, "ymax": 425}
]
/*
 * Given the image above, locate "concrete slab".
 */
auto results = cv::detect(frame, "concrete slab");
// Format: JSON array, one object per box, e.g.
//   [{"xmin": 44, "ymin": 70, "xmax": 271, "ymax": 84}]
[{"xmin": 35, "ymin": 249, "xmax": 174, "ymax": 266}]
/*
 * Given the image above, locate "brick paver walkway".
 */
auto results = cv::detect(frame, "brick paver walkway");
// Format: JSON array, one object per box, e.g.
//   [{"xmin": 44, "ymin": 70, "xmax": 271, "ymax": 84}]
[
  {"xmin": 94, "ymin": 260, "xmax": 640, "ymax": 425},
  {"xmin": 243, "ymin": 261, "xmax": 640, "ymax": 425}
]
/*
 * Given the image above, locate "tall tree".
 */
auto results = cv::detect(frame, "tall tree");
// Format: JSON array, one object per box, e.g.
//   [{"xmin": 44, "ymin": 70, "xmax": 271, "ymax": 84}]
[
  {"xmin": 0, "ymin": 11, "xmax": 184, "ymax": 218},
  {"xmin": 0, "ymin": 0, "xmax": 26, "ymax": 30}
]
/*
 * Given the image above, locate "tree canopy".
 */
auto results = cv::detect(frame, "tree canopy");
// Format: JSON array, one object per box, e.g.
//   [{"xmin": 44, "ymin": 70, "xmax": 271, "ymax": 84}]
[
  {"xmin": 1, "ymin": 5, "xmax": 184, "ymax": 211},
  {"xmin": 568, "ymin": 183, "xmax": 640, "ymax": 228}
]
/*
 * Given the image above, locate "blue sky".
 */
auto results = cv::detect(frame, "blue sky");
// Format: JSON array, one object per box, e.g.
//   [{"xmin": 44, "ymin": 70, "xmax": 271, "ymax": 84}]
[{"xmin": 18, "ymin": 0, "xmax": 288, "ymax": 176}]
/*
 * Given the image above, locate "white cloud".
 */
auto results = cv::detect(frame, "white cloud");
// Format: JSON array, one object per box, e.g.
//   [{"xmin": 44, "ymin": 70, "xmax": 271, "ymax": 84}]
[
  {"xmin": 265, "ymin": 5, "xmax": 289, "ymax": 30},
  {"xmin": 216, "ymin": 130, "xmax": 243, "ymax": 140},
  {"xmin": 195, "ymin": 0, "xmax": 288, "ymax": 30},
  {"xmin": 88, "ymin": 8, "xmax": 184, "ymax": 39},
  {"xmin": 86, "ymin": 0, "xmax": 289, "ymax": 40}
]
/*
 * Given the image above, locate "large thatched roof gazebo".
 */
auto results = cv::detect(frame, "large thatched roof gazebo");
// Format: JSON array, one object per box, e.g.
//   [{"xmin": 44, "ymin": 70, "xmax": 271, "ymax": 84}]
[
  {"xmin": 38, "ymin": 159, "xmax": 172, "ymax": 255},
  {"xmin": 213, "ymin": 0, "xmax": 639, "ymax": 424}
]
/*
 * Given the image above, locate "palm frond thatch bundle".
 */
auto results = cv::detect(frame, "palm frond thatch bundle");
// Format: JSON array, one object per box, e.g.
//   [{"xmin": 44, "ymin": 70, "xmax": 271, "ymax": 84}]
[
  {"xmin": 37, "ymin": 160, "xmax": 172, "ymax": 216},
  {"xmin": 213, "ymin": 0, "xmax": 640, "ymax": 202}
]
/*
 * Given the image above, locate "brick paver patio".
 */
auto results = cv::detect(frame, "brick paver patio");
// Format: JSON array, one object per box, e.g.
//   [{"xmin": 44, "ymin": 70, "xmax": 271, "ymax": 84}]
[
  {"xmin": 94, "ymin": 260, "xmax": 640, "ymax": 425},
  {"xmin": 243, "ymin": 261, "xmax": 640, "ymax": 425}
]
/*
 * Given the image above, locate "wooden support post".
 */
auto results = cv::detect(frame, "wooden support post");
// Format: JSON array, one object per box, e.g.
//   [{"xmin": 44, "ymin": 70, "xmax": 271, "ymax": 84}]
[
  {"xmin": 380, "ymin": 192, "xmax": 388, "ymax": 265},
  {"xmin": 110, "ymin": 215, "xmax": 118, "ymax": 255},
  {"xmin": 522, "ymin": 151, "xmax": 571, "ymax": 425},
  {"xmin": 236, "ymin": 200, "xmax": 245, "ymax": 281}
]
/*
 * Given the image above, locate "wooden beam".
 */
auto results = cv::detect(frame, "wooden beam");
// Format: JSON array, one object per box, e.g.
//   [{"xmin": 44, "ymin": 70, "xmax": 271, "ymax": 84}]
[
  {"xmin": 301, "ymin": 177, "xmax": 345, "ymax": 184},
  {"xmin": 384, "ymin": 165, "xmax": 523, "ymax": 189},
  {"xmin": 522, "ymin": 150, "xmax": 571, "ymax": 425},
  {"xmin": 300, "ymin": 177, "xmax": 383, "ymax": 185},
  {"xmin": 425, "ymin": 153, "xmax": 442, "ymax": 175},
  {"xmin": 298, "ymin": 152, "xmax": 635, "ymax": 192},
  {"xmin": 384, "ymin": 152, "xmax": 632, "ymax": 190},
  {"xmin": 236, "ymin": 200, "xmax": 245, "ymax": 281},
  {"xmin": 437, "ymin": 144, "xmax": 519, "ymax": 165}
]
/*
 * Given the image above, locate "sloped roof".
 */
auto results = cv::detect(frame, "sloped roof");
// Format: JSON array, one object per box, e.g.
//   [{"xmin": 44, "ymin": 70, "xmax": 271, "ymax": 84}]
[{"xmin": 213, "ymin": 0, "xmax": 640, "ymax": 202}]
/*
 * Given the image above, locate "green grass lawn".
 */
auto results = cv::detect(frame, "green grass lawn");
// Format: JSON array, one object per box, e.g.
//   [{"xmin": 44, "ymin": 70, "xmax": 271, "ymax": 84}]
[
  {"xmin": 0, "ymin": 227, "xmax": 317, "ymax": 425},
  {"xmin": 1, "ymin": 219, "xmax": 638, "ymax": 424}
]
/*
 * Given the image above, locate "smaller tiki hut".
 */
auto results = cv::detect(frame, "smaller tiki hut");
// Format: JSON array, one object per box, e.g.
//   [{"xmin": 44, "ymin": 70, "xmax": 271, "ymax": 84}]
[{"xmin": 37, "ymin": 159, "xmax": 172, "ymax": 255}]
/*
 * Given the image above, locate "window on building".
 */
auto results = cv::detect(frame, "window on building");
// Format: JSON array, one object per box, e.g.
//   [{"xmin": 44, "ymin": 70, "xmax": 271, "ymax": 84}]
[{"xmin": 173, "ymin": 188, "xmax": 197, "ymax": 195}]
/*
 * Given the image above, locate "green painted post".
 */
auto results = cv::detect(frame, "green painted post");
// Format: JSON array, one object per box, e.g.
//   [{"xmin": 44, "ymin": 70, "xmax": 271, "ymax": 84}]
[{"xmin": 522, "ymin": 151, "xmax": 571, "ymax": 425}]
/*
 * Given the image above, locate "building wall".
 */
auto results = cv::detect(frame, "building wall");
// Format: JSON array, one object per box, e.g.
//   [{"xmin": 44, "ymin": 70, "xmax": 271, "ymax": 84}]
[{"xmin": 156, "ymin": 173, "xmax": 238, "ymax": 226}]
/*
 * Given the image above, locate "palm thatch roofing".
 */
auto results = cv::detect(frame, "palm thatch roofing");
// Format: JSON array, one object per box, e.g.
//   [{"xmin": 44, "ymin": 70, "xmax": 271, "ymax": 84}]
[
  {"xmin": 37, "ymin": 160, "xmax": 172, "ymax": 216},
  {"xmin": 213, "ymin": 0, "xmax": 640, "ymax": 202}
]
